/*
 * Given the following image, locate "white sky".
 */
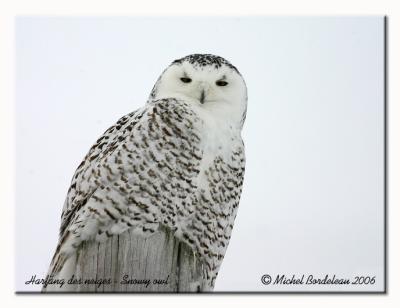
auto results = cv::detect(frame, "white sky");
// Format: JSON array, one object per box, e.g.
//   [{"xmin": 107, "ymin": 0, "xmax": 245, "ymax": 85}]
[{"xmin": 15, "ymin": 16, "xmax": 384, "ymax": 292}]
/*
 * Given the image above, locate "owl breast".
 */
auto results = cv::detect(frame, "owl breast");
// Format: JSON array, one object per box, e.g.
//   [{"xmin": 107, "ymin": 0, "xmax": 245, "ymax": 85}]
[{"xmin": 158, "ymin": 99, "xmax": 245, "ymax": 287}]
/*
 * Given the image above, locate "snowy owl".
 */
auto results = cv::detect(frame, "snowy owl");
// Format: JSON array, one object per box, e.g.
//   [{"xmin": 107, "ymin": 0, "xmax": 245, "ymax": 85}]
[{"xmin": 45, "ymin": 54, "xmax": 247, "ymax": 291}]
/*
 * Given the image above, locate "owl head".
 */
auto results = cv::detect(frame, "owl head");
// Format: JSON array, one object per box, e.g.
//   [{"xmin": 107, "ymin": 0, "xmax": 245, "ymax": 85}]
[{"xmin": 150, "ymin": 54, "xmax": 247, "ymax": 129}]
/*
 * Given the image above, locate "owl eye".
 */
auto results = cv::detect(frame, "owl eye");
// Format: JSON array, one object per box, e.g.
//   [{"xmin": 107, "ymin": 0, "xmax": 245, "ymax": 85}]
[
  {"xmin": 216, "ymin": 80, "xmax": 228, "ymax": 86},
  {"xmin": 180, "ymin": 77, "xmax": 192, "ymax": 83}
]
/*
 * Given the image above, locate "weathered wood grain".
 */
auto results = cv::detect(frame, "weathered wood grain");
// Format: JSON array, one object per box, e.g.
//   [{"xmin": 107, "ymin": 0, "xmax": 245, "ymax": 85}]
[{"xmin": 68, "ymin": 226, "xmax": 207, "ymax": 292}]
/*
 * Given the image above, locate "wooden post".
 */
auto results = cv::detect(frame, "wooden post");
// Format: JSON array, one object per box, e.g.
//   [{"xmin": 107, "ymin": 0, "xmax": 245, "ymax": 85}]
[{"xmin": 68, "ymin": 226, "xmax": 208, "ymax": 292}]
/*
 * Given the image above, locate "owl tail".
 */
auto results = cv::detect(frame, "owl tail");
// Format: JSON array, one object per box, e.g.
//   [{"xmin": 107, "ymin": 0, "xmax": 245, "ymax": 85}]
[{"xmin": 42, "ymin": 231, "xmax": 78, "ymax": 292}]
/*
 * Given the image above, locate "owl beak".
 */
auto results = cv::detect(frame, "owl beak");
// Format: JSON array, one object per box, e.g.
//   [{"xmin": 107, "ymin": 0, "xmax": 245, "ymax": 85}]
[{"xmin": 199, "ymin": 90, "xmax": 206, "ymax": 104}]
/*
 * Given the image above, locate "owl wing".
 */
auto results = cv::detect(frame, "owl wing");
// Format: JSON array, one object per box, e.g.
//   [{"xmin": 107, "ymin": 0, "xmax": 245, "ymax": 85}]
[
  {"xmin": 59, "ymin": 107, "xmax": 147, "ymax": 237},
  {"xmin": 49, "ymin": 98, "xmax": 204, "ymax": 276}
]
